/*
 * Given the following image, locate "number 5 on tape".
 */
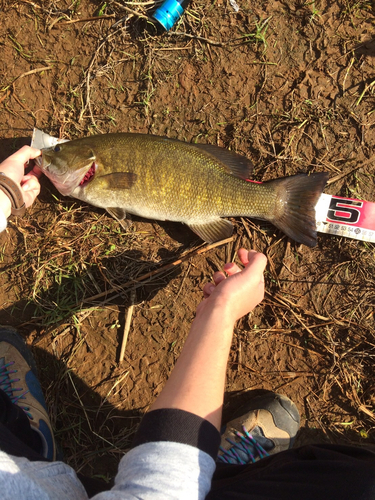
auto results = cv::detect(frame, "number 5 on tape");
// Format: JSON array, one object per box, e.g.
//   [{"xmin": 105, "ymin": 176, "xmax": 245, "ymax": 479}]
[{"xmin": 315, "ymin": 194, "xmax": 375, "ymax": 243}]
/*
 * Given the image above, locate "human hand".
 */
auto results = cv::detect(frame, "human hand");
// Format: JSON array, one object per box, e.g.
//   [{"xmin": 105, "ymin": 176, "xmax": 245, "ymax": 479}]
[
  {"xmin": 0, "ymin": 146, "xmax": 41, "ymax": 216},
  {"xmin": 197, "ymin": 249, "xmax": 267, "ymax": 323}
]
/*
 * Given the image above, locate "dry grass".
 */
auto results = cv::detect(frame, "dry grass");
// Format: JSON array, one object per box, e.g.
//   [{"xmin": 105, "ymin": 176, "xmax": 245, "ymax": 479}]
[{"xmin": 0, "ymin": 0, "xmax": 374, "ymax": 478}]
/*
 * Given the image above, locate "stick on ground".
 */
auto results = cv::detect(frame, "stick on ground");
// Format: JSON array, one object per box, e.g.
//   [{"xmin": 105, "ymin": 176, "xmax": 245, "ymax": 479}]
[{"xmin": 119, "ymin": 290, "xmax": 136, "ymax": 363}]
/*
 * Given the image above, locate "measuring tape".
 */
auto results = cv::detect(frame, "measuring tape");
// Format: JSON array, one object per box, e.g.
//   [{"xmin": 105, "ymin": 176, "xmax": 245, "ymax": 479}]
[
  {"xmin": 315, "ymin": 194, "xmax": 375, "ymax": 243},
  {"xmin": 31, "ymin": 128, "xmax": 375, "ymax": 244}
]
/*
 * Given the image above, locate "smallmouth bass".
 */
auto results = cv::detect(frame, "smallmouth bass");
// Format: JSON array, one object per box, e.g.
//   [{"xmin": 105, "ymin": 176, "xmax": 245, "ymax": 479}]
[{"xmin": 36, "ymin": 133, "xmax": 329, "ymax": 247}]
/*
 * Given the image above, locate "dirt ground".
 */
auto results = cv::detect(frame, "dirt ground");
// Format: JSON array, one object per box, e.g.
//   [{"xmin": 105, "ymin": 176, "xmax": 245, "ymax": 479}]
[{"xmin": 0, "ymin": 0, "xmax": 374, "ymax": 481}]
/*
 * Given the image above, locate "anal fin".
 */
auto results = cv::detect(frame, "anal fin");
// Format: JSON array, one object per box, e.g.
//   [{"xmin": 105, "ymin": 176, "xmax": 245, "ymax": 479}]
[{"xmin": 188, "ymin": 218, "xmax": 233, "ymax": 243}]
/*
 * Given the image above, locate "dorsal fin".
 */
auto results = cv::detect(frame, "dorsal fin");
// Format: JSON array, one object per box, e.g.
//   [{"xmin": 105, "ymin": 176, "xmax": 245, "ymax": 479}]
[{"xmin": 193, "ymin": 143, "xmax": 254, "ymax": 180}]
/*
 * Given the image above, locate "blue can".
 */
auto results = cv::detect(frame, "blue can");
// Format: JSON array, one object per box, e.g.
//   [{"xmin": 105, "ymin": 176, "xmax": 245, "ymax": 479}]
[{"xmin": 152, "ymin": 0, "xmax": 189, "ymax": 31}]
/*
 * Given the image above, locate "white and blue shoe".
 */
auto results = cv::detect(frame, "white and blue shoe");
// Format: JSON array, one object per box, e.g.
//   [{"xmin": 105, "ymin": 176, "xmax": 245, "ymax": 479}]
[{"xmin": 0, "ymin": 327, "xmax": 56, "ymax": 460}]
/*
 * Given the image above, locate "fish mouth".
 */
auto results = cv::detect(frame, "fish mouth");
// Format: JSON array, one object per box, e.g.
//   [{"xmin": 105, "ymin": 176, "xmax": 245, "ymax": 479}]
[
  {"xmin": 40, "ymin": 160, "xmax": 97, "ymax": 197},
  {"xmin": 79, "ymin": 162, "xmax": 96, "ymax": 187}
]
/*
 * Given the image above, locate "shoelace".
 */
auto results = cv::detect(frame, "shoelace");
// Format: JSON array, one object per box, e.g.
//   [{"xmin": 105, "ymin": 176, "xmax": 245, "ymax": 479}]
[
  {"xmin": 218, "ymin": 425, "xmax": 270, "ymax": 465},
  {"xmin": 0, "ymin": 361, "xmax": 32, "ymax": 419}
]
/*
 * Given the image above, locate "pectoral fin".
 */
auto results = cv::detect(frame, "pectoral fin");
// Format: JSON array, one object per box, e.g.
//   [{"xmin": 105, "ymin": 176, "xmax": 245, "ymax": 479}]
[
  {"xmin": 188, "ymin": 218, "xmax": 234, "ymax": 243},
  {"xmin": 107, "ymin": 207, "xmax": 132, "ymax": 230},
  {"xmin": 107, "ymin": 207, "xmax": 127, "ymax": 220},
  {"xmin": 100, "ymin": 172, "xmax": 137, "ymax": 189}
]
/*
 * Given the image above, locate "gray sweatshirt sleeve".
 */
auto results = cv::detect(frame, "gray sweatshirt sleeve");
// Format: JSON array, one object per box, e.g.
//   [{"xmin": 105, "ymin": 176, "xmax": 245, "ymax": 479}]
[
  {"xmin": 0, "ymin": 409, "xmax": 220, "ymax": 500},
  {"xmin": 93, "ymin": 441, "xmax": 216, "ymax": 500},
  {"xmin": 93, "ymin": 409, "xmax": 220, "ymax": 499}
]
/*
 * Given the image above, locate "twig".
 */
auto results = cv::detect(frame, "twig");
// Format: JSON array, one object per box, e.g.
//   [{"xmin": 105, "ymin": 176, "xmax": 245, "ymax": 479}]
[
  {"xmin": 14, "ymin": 66, "xmax": 53, "ymax": 80},
  {"xmin": 327, "ymin": 157, "xmax": 373, "ymax": 185},
  {"xmin": 355, "ymin": 80, "xmax": 375, "ymax": 106},
  {"xmin": 119, "ymin": 290, "xmax": 136, "ymax": 363},
  {"xmin": 34, "ymin": 238, "xmax": 234, "ymax": 347},
  {"xmin": 32, "ymin": 309, "xmax": 94, "ymax": 345},
  {"xmin": 111, "ymin": 1, "xmax": 151, "ymax": 20},
  {"xmin": 268, "ymin": 291, "xmax": 329, "ymax": 321},
  {"xmin": 171, "ymin": 32, "xmax": 225, "ymax": 46},
  {"xmin": 288, "ymin": 308, "xmax": 333, "ymax": 354},
  {"xmin": 84, "ymin": 236, "xmax": 234, "ymax": 304},
  {"xmin": 79, "ymin": 25, "xmax": 127, "ymax": 124},
  {"xmin": 278, "ymin": 340, "xmax": 324, "ymax": 359},
  {"xmin": 277, "ymin": 278, "xmax": 375, "ymax": 289},
  {"xmin": 2, "ymin": 66, "xmax": 52, "ymax": 92},
  {"xmin": 175, "ymin": 262, "xmax": 191, "ymax": 300},
  {"xmin": 67, "ymin": 371, "xmax": 92, "ymax": 432},
  {"xmin": 342, "ymin": 56, "xmax": 354, "ymax": 94},
  {"xmin": 19, "ymin": 0, "xmax": 42, "ymax": 8},
  {"xmin": 0, "ymin": 91, "xmax": 10, "ymax": 104},
  {"xmin": 58, "ymin": 15, "xmax": 116, "ymax": 25}
]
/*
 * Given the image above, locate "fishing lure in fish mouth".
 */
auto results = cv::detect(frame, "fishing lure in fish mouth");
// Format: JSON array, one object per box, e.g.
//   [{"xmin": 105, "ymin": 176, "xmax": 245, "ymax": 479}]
[{"xmin": 36, "ymin": 132, "xmax": 329, "ymax": 247}]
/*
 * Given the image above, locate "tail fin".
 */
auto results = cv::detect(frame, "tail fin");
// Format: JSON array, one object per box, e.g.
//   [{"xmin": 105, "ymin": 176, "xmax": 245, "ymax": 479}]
[{"xmin": 270, "ymin": 172, "xmax": 329, "ymax": 247}]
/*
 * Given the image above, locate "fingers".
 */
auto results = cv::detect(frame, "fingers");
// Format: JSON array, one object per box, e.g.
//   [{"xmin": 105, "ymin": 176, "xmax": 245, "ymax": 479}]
[
  {"xmin": 202, "ymin": 249, "xmax": 267, "ymax": 299},
  {"xmin": 237, "ymin": 248, "xmax": 252, "ymax": 266},
  {"xmin": 212, "ymin": 271, "xmax": 226, "ymax": 284},
  {"xmin": 7, "ymin": 145, "xmax": 41, "ymax": 164},
  {"xmin": 30, "ymin": 165, "xmax": 42, "ymax": 178},
  {"xmin": 29, "ymin": 146, "xmax": 42, "ymax": 160},
  {"xmin": 198, "ymin": 248, "xmax": 267, "ymax": 322},
  {"xmin": 0, "ymin": 146, "xmax": 42, "ymax": 186},
  {"xmin": 202, "ymin": 282, "xmax": 215, "ymax": 298},
  {"xmin": 21, "ymin": 175, "xmax": 41, "ymax": 207},
  {"xmin": 239, "ymin": 248, "xmax": 267, "ymax": 274},
  {"xmin": 0, "ymin": 146, "xmax": 42, "ymax": 213},
  {"xmin": 224, "ymin": 250, "xmax": 266, "ymax": 279},
  {"xmin": 238, "ymin": 248, "xmax": 264, "ymax": 266},
  {"xmin": 202, "ymin": 271, "xmax": 225, "ymax": 298},
  {"xmin": 223, "ymin": 262, "xmax": 242, "ymax": 276}
]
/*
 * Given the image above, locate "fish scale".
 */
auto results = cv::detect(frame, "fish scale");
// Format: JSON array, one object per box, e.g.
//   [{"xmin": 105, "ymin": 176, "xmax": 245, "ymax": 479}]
[{"xmin": 36, "ymin": 133, "xmax": 328, "ymax": 247}]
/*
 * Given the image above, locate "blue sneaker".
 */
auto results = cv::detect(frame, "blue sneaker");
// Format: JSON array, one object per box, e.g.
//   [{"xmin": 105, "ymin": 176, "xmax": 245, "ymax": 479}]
[
  {"xmin": 218, "ymin": 392, "xmax": 300, "ymax": 465},
  {"xmin": 0, "ymin": 327, "xmax": 56, "ymax": 460}
]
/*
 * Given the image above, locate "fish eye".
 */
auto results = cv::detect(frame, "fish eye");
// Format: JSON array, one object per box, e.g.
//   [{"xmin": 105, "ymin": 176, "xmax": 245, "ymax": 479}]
[{"xmin": 54, "ymin": 145, "xmax": 61, "ymax": 152}]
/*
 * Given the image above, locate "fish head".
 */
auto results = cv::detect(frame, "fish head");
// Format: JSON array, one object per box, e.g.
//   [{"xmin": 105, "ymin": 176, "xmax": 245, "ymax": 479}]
[{"xmin": 36, "ymin": 142, "xmax": 97, "ymax": 196}]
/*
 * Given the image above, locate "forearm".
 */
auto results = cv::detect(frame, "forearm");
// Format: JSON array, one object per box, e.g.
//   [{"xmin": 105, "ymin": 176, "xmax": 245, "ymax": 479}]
[
  {"xmin": 0, "ymin": 192, "xmax": 11, "ymax": 218},
  {"xmin": 150, "ymin": 301, "xmax": 235, "ymax": 430},
  {"xmin": 0, "ymin": 192, "xmax": 11, "ymax": 232},
  {"xmin": 113, "ymin": 250, "xmax": 265, "ymax": 499}
]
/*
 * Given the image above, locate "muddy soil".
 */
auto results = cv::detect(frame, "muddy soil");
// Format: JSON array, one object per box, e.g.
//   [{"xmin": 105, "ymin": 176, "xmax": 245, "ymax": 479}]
[{"xmin": 0, "ymin": 0, "xmax": 374, "ymax": 480}]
